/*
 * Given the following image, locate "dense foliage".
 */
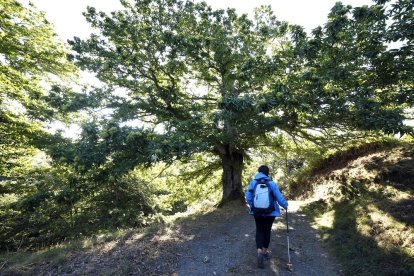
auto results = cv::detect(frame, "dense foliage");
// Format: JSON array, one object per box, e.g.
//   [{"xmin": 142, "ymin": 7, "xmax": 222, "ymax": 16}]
[
  {"xmin": 0, "ymin": 0, "xmax": 75, "ymax": 178},
  {"xmin": 68, "ymin": 0, "xmax": 413, "ymax": 204}
]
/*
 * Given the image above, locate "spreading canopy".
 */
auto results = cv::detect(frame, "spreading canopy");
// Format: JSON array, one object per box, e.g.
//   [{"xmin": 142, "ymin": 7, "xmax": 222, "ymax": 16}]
[{"xmin": 69, "ymin": 0, "xmax": 413, "ymax": 202}]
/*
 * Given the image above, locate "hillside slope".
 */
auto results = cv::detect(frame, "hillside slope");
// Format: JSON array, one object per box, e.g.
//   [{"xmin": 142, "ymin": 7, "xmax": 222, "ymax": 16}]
[{"xmin": 295, "ymin": 143, "xmax": 414, "ymax": 275}]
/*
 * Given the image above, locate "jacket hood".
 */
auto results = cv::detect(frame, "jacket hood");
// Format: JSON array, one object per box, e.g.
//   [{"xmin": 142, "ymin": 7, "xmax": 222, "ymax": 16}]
[{"xmin": 254, "ymin": 172, "xmax": 270, "ymax": 180}]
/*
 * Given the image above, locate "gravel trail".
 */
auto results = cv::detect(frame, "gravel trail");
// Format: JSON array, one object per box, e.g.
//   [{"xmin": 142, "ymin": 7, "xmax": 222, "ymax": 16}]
[
  {"xmin": 5, "ymin": 201, "xmax": 341, "ymax": 275},
  {"xmin": 175, "ymin": 201, "xmax": 341, "ymax": 275}
]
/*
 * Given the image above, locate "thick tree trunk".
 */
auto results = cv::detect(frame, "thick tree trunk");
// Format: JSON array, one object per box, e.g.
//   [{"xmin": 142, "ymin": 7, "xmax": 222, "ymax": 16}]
[{"xmin": 219, "ymin": 149, "xmax": 244, "ymax": 204}]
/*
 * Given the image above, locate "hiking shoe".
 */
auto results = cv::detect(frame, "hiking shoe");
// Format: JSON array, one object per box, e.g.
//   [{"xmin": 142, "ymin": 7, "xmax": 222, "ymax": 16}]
[
  {"xmin": 263, "ymin": 251, "xmax": 271, "ymax": 260},
  {"xmin": 257, "ymin": 253, "xmax": 264, "ymax": 269}
]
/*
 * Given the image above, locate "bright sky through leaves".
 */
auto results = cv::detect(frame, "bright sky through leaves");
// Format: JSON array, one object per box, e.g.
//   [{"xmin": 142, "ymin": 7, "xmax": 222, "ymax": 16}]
[{"xmin": 27, "ymin": 0, "xmax": 373, "ymax": 41}]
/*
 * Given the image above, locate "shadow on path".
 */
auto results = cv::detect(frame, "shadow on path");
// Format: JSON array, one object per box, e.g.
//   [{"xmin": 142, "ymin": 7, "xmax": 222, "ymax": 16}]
[
  {"xmin": 175, "ymin": 201, "xmax": 341, "ymax": 275},
  {"xmin": 20, "ymin": 201, "xmax": 341, "ymax": 275}
]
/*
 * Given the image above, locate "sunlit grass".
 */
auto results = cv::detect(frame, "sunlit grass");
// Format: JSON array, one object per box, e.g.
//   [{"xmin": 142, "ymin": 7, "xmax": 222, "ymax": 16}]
[
  {"xmin": 299, "ymin": 144, "xmax": 414, "ymax": 275},
  {"xmin": 314, "ymin": 210, "xmax": 335, "ymax": 229},
  {"xmin": 0, "ymin": 242, "xmax": 78, "ymax": 273},
  {"xmin": 303, "ymin": 197, "xmax": 414, "ymax": 275},
  {"xmin": 0, "ymin": 227, "xmax": 143, "ymax": 272},
  {"xmin": 0, "ymin": 194, "xmax": 19, "ymax": 206},
  {"xmin": 361, "ymin": 204, "xmax": 414, "ymax": 255},
  {"xmin": 164, "ymin": 198, "xmax": 218, "ymax": 223}
]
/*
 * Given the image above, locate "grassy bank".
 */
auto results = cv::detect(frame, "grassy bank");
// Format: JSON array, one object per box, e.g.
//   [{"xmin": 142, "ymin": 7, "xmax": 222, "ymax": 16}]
[{"xmin": 299, "ymin": 143, "xmax": 414, "ymax": 275}]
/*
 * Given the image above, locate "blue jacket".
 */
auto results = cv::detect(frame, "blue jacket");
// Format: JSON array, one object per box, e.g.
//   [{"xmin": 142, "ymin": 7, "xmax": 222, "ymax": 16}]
[{"xmin": 245, "ymin": 172, "xmax": 288, "ymax": 217}]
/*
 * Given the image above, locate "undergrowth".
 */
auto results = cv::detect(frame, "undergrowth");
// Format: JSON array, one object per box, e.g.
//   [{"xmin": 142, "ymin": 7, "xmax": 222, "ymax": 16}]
[
  {"xmin": 0, "ymin": 199, "xmax": 220, "ymax": 274},
  {"xmin": 300, "ymin": 142, "xmax": 414, "ymax": 275}
]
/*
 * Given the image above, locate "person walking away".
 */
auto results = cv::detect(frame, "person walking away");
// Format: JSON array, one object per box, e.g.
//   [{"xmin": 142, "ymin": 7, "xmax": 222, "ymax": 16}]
[{"xmin": 245, "ymin": 165, "xmax": 288, "ymax": 269}]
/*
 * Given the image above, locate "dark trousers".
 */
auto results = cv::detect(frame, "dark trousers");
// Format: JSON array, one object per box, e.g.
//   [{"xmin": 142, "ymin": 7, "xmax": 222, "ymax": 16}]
[{"xmin": 254, "ymin": 215, "xmax": 276, "ymax": 249}]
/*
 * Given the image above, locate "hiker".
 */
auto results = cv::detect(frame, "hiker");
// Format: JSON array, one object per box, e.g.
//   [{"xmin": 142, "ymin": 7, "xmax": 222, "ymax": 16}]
[{"xmin": 245, "ymin": 165, "xmax": 288, "ymax": 269}]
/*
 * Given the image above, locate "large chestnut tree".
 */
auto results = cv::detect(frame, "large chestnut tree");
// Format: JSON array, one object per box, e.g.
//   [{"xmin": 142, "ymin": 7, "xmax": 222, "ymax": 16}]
[{"xmin": 69, "ymin": 0, "xmax": 412, "ymax": 203}]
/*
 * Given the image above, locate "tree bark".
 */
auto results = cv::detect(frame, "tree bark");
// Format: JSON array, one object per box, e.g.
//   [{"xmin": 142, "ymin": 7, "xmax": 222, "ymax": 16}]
[{"xmin": 219, "ymin": 148, "xmax": 244, "ymax": 204}]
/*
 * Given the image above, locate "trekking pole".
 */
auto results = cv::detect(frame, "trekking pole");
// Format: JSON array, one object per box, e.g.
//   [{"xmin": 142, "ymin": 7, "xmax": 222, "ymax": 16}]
[{"xmin": 286, "ymin": 209, "xmax": 293, "ymax": 271}]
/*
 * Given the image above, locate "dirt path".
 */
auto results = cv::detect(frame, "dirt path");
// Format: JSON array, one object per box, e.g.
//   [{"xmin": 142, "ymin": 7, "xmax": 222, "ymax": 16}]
[
  {"xmin": 175, "ymin": 201, "xmax": 341, "ymax": 275},
  {"xmin": 12, "ymin": 201, "xmax": 341, "ymax": 275}
]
